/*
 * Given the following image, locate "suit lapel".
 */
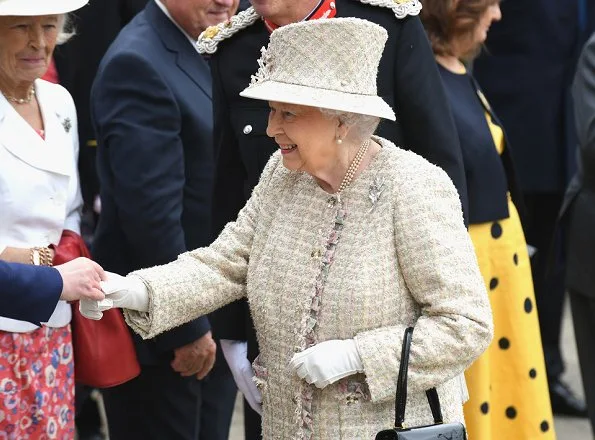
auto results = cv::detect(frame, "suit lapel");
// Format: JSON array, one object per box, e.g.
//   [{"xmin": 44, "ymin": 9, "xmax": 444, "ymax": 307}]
[
  {"xmin": 0, "ymin": 80, "xmax": 70, "ymax": 176},
  {"xmin": 175, "ymin": 47, "xmax": 212, "ymax": 100},
  {"xmin": 145, "ymin": 1, "xmax": 212, "ymax": 100}
]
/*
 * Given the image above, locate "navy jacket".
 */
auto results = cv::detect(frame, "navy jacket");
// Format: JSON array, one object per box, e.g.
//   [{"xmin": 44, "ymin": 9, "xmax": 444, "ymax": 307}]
[
  {"xmin": 439, "ymin": 65, "xmax": 524, "ymax": 225},
  {"xmin": 55, "ymin": 0, "xmax": 148, "ymax": 208},
  {"xmin": 0, "ymin": 261, "xmax": 62, "ymax": 324},
  {"xmin": 91, "ymin": 1, "xmax": 214, "ymax": 364},
  {"xmin": 474, "ymin": 0, "xmax": 585, "ymax": 193}
]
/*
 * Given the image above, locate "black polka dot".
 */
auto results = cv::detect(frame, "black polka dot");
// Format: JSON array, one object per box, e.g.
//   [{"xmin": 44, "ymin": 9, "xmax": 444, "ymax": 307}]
[
  {"xmin": 491, "ymin": 222, "xmax": 503, "ymax": 239},
  {"xmin": 540, "ymin": 421, "xmax": 549, "ymax": 432},
  {"xmin": 505, "ymin": 406, "xmax": 517, "ymax": 419},
  {"xmin": 524, "ymin": 298, "xmax": 533, "ymax": 313},
  {"xmin": 513, "ymin": 253, "xmax": 519, "ymax": 265},
  {"xmin": 498, "ymin": 338, "xmax": 510, "ymax": 350},
  {"xmin": 489, "ymin": 278, "xmax": 499, "ymax": 290},
  {"xmin": 480, "ymin": 402, "xmax": 489, "ymax": 414},
  {"xmin": 529, "ymin": 368, "xmax": 537, "ymax": 379}
]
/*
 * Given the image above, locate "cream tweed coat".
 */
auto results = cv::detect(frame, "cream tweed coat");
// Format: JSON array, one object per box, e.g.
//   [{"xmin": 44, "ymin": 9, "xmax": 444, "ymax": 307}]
[{"xmin": 125, "ymin": 138, "xmax": 493, "ymax": 440}]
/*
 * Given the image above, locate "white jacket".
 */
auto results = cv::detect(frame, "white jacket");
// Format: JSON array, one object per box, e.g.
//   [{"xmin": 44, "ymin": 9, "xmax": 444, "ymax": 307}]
[{"xmin": 0, "ymin": 79, "xmax": 82, "ymax": 332}]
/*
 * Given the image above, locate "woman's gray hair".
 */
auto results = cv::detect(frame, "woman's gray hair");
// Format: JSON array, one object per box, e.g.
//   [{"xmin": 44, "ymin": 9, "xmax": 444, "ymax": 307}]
[
  {"xmin": 319, "ymin": 108, "xmax": 381, "ymax": 142},
  {"xmin": 56, "ymin": 14, "xmax": 75, "ymax": 45}
]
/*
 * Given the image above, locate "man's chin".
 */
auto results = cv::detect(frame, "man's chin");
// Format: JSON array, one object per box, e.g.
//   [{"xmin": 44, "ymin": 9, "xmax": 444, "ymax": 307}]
[{"xmin": 249, "ymin": 1, "xmax": 272, "ymax": 17}]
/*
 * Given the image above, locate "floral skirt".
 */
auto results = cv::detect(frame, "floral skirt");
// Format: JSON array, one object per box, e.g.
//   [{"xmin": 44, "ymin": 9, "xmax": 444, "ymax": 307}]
[{"xmin": 0, "ymin": 326, "xmax": 75, "ymax": 440}]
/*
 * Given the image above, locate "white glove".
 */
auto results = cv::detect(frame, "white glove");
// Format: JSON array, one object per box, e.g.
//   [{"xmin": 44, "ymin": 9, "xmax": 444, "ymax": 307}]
[
  {"xmin": 289, "ymin": 339, "xmax": 364, "ymax": 389},
  {"xmin": 79, "ymin": 272, "xmax": 149, "ymax": 320},
  {"xmin": 220, "ymin": 339, "xmax": 262, "ymax": 415}
]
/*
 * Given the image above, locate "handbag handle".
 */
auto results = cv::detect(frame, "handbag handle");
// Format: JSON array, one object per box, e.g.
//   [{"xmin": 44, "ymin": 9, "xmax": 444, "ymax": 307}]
[{"xmin": 394, "ymin": 327, "xmax": 444, "ymax": 428}]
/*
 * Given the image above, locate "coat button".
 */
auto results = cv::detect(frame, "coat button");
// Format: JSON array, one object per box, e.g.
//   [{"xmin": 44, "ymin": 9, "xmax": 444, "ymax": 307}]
[
  {"xmin": 243, "ymin": 124, "xmax": 253, "ymax": 135},
  {"xmin": 330, "ymin": 1, "xmax": 336, "ymax": 9}
]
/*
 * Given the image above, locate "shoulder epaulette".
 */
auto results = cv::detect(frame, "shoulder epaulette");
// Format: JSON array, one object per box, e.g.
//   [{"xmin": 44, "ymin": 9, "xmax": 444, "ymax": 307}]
[
  {"xmin": 356, "ymin": 0, "xmax": 422, "ymax": 19},
  {"xmin": 197, "ymin": 7, "xmax": 260, "ymax": 55}
]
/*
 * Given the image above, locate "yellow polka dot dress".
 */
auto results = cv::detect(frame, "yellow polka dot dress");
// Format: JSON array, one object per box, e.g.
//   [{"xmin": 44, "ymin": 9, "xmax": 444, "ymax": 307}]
[{"xmin": 463, "ymin": 113, "xmax": 555, "ymax": 439}]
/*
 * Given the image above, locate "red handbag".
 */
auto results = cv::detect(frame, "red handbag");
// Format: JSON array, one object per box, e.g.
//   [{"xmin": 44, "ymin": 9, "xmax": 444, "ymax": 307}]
[{"xmin": 53, "ymin": 230, "xmax": 141, "ymax": 388}]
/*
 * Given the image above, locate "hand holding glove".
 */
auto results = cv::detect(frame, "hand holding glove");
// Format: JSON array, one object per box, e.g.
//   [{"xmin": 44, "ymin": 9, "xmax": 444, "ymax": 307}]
[
  {"xmin": 220, "ymin": 339, "xmax": 262, "ymax": 415},
  {"xmin": 79, "ymin": 271, "xmax": 149, "ymax": 320},
  {"xmin": 289, "ymin": 339, "xmax": 364, "ymax": 389}
]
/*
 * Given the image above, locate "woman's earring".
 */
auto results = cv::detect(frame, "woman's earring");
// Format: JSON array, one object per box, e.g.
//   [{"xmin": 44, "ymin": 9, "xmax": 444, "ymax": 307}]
[{"xmin": 336, "ymin": 138, "xmax": 343, "ymax": 145}]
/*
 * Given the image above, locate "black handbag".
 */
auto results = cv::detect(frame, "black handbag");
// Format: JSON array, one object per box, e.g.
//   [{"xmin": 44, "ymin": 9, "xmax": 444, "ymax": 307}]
[{"xmin": 375, "ymin": 327, "xmax": 467, "ymax": 440}]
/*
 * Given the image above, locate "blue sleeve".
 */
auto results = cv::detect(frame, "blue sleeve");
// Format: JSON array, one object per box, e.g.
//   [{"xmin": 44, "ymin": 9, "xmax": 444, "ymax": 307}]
[
  {"xmin": 92, "ymin": 52, "xmax": 210, "ymax": 351},
  {"xmin": 0, "ymin": 261, "xmax": 62, "ymax": 324}
]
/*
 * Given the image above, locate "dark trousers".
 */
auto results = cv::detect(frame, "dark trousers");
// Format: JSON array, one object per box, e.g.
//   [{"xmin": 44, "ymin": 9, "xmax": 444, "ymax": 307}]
[
  {"xmin": 103, "ymin": 354, "xmax": 236, "ymax": 440},
  {"xmin": 75, "ymin": 385, "xmax": 102, "ymax": 437},
  {"xmin": 569, "ymin": 290, "xmax": 595, "ymax": 436},
  {"xmin": 244, "ymin": 399, "xmax": 262, "ymax": 440},
  {"xmin": 524, "ymin": 192, "xmax": 566, "ymax": 380}
]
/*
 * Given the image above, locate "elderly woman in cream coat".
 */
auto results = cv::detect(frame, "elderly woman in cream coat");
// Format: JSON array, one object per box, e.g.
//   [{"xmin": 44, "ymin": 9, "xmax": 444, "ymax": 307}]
[
  {"xmin": 84, "ymin": 18, "xmax": 493, "ymax": 439},
  {"xmin": 0, "ymin": 0, "xmax": 88, "ymax": 437}
]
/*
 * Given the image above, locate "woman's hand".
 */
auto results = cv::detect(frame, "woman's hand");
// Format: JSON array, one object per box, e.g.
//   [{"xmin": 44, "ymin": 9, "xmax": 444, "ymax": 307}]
[
  {"xmin": 289, "ymin": 339, "xmax": 364, "ymax": 388},
  {"xmin": 220, "ymin": 339, "xmax": 262, "ymax": 414},
  {"xmin": 79, "ymin": 271, "xmax": 149, "ymax": 319},
  {"xmin": 0, "ymin": 246, "xmax": 52, "ymax": 265}
]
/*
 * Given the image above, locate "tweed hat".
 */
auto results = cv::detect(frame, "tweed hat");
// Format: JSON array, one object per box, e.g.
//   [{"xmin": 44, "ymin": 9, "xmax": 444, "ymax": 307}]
[
  {"xmin": 0, "ymin": 0, "xmax": 87, "ymax": 15},
  {"xmin": 240, "ymin": 18, "xmax": 396, "ymax": 121}
]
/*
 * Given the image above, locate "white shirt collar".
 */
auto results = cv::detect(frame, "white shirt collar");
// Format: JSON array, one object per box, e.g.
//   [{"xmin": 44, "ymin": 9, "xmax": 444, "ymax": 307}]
[{"xmin": 153, "ymin": 0, "xmax": 200, "ymax": 53}]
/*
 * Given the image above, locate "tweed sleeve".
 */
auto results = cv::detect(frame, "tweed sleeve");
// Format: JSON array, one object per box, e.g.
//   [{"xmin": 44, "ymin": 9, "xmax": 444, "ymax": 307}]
[
  {"xmin": 124, "ymin": 153, "xmax": 283, "ymax": 339},
  {"xmin": 354, "ymin": 154, "xmax": 493, "ymax": 403}
]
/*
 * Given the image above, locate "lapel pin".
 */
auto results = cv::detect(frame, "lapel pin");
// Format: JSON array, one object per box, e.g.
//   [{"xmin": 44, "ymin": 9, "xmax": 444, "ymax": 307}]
[
  {"xmin": 368, "ymin": 177, "xmax": 385, "ymax": 213},
  {"xmin": 62, "ymin": 117, "xmax": 72, "ymax": 133}
]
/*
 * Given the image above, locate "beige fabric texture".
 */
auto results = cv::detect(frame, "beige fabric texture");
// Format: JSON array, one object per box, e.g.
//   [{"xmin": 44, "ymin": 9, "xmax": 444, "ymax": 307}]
[
  {"xmin": 125, "ymin": 138, "xmax": 493, "ymax": 439},
  {"xmin": 240, "ymin": 18, "xmax": 396, "ymax": 120}
]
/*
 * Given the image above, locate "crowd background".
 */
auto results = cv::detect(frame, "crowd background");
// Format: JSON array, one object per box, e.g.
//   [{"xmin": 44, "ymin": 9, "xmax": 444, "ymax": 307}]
[{"xmin": 2, "ymin": 0, "xmax": 595, "ymax": 439}]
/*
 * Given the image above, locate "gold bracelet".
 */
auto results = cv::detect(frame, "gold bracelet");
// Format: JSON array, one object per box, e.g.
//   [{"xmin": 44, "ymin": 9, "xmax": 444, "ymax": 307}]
[
  {"xmin": 40, "ymin": 247, "xmax": 53, "ymax": 267},
  {"xmin": 30, "ymin": 247, "xmax": 41, "ymax": 266}
]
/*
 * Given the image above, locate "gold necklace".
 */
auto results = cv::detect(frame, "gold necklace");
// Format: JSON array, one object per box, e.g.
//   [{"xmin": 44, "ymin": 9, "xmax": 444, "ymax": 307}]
[
  {"xmin": 3, "ymin": 87, "xmax": 35, "ymax": 105},
  {"xmin": 337, "ymin": 139, "xmax": 370, "ymax": 193}
]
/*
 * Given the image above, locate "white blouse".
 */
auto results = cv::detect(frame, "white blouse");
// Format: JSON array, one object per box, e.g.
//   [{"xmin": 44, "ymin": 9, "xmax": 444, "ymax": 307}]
[{"xmin": 0, "ymin": 79, "xmax": 82, "ymax": 332}]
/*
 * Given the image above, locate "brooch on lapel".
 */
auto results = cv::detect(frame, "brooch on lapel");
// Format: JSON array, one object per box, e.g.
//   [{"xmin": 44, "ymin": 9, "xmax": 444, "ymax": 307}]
[
  {"xmin": 368, "ymin": 177, "xmax": 385, "ymax": 213},
  {"xmin": 62, "ymin": 117, "xmax": 72, "ymax": 133}
]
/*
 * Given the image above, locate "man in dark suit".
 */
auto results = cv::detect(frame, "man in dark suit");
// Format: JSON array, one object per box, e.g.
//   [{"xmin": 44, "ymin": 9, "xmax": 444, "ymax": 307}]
[
  {"xmin": 200, "ymin": 0, "xmax": 467, "ymax": 437},
  {"xmin": 0, "ymin": 258, "xmax": 105, "ymax": 323},
  {"xmin": 54, "ymin": 0, "xmax": 148, "ymax": 230},
  {"xmin": 562, "ymin": 31, "xmax": 595, "ymax": 436},
  {"xmin": 473, "ymin": 0, "xmax": 590, "ymax": 417},
  {"xmin": 91, "ymin": 0, "xmax": 239, "ymax": 438},
  {"xmin": 53, "ymin": 5, "xmax": 149, "ymax": 440}
]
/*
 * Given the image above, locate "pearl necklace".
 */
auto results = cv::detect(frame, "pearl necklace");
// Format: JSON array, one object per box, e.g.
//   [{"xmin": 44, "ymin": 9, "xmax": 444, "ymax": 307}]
[
  {"xmin": 2, "ymin": 87, "xmax": 35, "ymax": 105},
  {"xmin": 337, "ymin": 139, "xmax": 370, "ymax": 193}
]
